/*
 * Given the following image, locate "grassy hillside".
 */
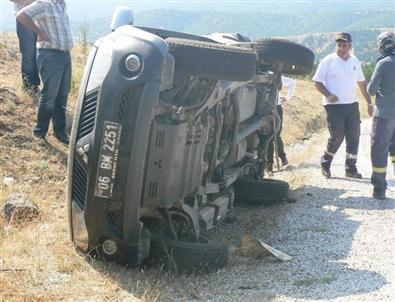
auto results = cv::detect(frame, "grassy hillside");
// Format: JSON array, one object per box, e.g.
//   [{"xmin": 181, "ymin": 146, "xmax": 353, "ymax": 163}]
[
  {"xmin": 70, "ymin": 9, "xmax": 394, "ymax": 63},
  {"xmin": 286, "ymin": 29, "xmax": 394, "ymax": 63},
  {"xmin": 0, "ymin": 33, "xmax": 370, "ymax": 300}
]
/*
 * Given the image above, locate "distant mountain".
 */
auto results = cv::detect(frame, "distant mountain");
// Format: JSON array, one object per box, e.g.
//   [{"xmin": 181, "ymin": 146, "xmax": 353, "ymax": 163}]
[
  {"xmin": 285, "ymin": 29, "xmax": 391, "ymax": 63},
  {"xmin": 2, "ymin": 0, "xmax": 394, "ymax": 30},
  {"xmin": 73, "ymin": 9, "xmax": 394, "ymax": 42},
  {"xmin": 69, "ymin": 9, "xmax": 393, "ymax": 63},
  {"xmin": 2, "ymin": 2, "xmax": 394, "ymax": 63}
]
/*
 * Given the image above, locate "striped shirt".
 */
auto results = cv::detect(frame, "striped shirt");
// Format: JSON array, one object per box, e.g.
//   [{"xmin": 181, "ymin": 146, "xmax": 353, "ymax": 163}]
[
  {"xmin": 21, "ymin": 0, "xmax": 73, "ymax": 51},
  {"xmin": 12, "ymin": 0, "xmax": 35, "ymax": 14}
]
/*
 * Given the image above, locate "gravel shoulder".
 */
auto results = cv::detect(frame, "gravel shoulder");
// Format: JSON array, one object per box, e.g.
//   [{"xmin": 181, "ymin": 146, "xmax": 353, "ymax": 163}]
[{"xmin": 130, "ymin": 119, "xmax": 395, "ymax": 302}]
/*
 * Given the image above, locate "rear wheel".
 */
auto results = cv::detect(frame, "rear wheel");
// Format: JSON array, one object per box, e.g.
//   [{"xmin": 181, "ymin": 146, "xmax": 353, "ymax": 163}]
[
  {"xmin": 166, "ymin": 38, "xmax": 257, "ymax": 82},
  {"xmin": 149, "ymin": 230, "xmax": 229, "ymax": 273},
  {"xmin": 254, "ymin": 38, "xmax": 314, "ymax": 75},
  {"xmin": 235, "ymin": 177, "xmax": 289, "ymax": 204}
]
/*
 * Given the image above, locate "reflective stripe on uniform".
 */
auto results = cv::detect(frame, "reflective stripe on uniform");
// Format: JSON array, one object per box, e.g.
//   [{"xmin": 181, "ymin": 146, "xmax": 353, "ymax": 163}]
[
  {"xmin": 325, "ymin": 150, "xmax": 335, "ymax": 157},
  {"xmin": 372, "ymin": 166, "xmax": 387, "ymax": 173},
  {"xmin": 346, "ymin": 153, "xmax": 358, "ymax": 159}
]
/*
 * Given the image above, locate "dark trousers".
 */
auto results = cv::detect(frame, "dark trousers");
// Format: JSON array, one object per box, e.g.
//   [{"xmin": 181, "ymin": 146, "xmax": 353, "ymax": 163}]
[
  {"xmin": 34, "ymin": 49, "xmax": 71, "ymax": 136},
  {"xmin": 390, "ymin": 132, "xmax": 395, "ymax": 159},
  {"xmin": 371, "ymin": 117, "xmax": 395, "ymax": 193},
  {"xmin": 267, "ymin": 105, "xmax": 286, "ymax": 164},
  {"xmin": 321, "ymin": 102, "xmax": 360, "ymax": 171},
  {"xmin": 16, "ymin": 20, "xmax": 40, "ymax": 92}
]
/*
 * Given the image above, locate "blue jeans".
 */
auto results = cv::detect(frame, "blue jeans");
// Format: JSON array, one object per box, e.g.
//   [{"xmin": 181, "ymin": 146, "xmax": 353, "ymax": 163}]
[
  {"xmin": 16, "ymin": 20, "xmax": 40, "ymax": 91},
  {"xmin": 34, "ymin": 49, "xmax": 71, "ymax": 136}
]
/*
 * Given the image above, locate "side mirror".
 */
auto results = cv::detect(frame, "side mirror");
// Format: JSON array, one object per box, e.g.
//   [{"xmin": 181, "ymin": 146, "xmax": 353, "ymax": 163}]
[{"xmin": 110, "ymin": 6, "xmax": 134, "ymax": 31}]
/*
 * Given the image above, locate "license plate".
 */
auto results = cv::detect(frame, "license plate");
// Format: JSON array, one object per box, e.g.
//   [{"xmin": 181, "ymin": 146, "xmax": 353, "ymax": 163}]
[{"xmin": 94, "ymin": 121, "xmax": 122, "ymax": 199}]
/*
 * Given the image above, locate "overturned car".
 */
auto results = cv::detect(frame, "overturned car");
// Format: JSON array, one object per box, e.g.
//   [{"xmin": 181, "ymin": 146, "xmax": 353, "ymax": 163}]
[{"xmin": 67, "ymin": 17, "xmax": 314, "ymax": 272}]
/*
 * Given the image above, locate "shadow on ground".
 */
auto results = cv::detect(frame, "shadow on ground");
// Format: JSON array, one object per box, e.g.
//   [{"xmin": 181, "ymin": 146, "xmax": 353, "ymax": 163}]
[{"xmin": 88, "ymin": 185, "xmax": 387, "ymax": 301}]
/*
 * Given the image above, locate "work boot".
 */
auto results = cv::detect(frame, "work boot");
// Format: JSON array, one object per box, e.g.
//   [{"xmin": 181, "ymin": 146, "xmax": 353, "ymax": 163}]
[
  {"xmin": 321, "ymin": 151, "xmax": 333, "ymax": 178},
  {"xmin": 33, "ymin": 131, "xmax": 46, "ymax": 141},
  {"xmin": 281, "ymin": 156, "xmax": 289, "ymax": 167},
  {"xmin": 265, "ymin": 163, "xmax": 273, "ymax": 175},
  {"xmin": 373, "ymin": 188, "xmax": 386, "ymax": 200},
  {"xmin": 54, "ymin": 132, "xmax": 70, "ymax": 145},
  {"xmin": 321, "ymin": 167, "xmax": 331, "ymax": 178},
  {"xmin": 345, "ymin": 169, "xmax": 362, "ymax": 179}
]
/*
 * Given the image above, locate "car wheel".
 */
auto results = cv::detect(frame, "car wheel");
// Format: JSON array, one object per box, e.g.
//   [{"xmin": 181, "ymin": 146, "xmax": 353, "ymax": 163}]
[
  {"xmin": 234, "ymin": 177, "xmax": 289, "ymax": 204},
  {"xmin": 166, "ymin": 38, "xmax": 257, "ymax": 82},
  {"xmin": 254, "ymin": 38, "xmax": 314, "ymax": 75},
  {"xmin": 149, "ymin": 230, "xmax": 229, "ymax": 273}
]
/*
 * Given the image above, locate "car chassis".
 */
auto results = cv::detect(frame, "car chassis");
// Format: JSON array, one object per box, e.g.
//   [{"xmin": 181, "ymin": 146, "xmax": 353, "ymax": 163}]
[{"xmin": 67, "ymin": 21, "xmax": 314, "ymax": 271}]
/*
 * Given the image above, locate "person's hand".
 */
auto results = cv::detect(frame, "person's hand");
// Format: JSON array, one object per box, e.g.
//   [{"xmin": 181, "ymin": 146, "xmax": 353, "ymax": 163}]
[
  {"xmin": 367, "ymin": 104, "xmax": 374, "ymax": 117},
  {"xmin": 37, "ymin": 30, "xmax": 49, "ymax": 43},
  {"xmin": 279, "ymin": 96, "xmax": 287, "ymax": 103},
  {"xmin": 327, "ymin": 94, "xmax": 339, "ymax": 103}
]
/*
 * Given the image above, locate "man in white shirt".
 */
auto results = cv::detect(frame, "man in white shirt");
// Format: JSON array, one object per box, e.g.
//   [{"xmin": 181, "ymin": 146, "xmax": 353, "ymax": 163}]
[
  {"xmin": 266, "ymin": 75, "xmax": 296, "ymax": 172},
  {"xmin": 313, "ymin": 32, "xmax": 373, "ymax": 179}
]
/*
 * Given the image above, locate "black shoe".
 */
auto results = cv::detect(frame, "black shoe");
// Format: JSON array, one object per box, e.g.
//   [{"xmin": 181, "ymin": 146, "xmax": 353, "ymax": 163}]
[
  {"xmin": 345, "ymin": 170, "xmax": 362, "ymax": 179},
  {"xmin": 266, "ymin": 163, "xmax": 273, "ymax": 174},
  {"xmin": 321, "ymin": 167, "xmax": 331, "ymax": 178},
  {"xmin": 373, "ymin": 189, "xmax": 386, "ymax": 200},
  {"xmin": 54, "ymin": 132, "xmax": 69, "ymax": 145},
  {"xmin": 281, "ymin": 157, "xmax": 289, "ymax": 167},
  {"xmin": 33, "ymin": 131, "xmax": 46, "ymax": 141}
]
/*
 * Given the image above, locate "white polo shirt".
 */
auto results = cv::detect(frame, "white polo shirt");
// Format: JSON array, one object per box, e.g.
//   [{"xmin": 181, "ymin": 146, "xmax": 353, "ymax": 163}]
[
  {"xmin": 313, "ymin": 53, "xmax": 365, "ymax": 105},
  {"xmin": 277, "ymin": 75, "xmax": 296, "ymax": 106}
]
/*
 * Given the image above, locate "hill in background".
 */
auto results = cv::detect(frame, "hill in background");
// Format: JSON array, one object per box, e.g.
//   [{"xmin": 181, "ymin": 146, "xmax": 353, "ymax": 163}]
[
  {"xmin": 2, "ymin": 2, "xmax": 394, "ymax": 62},
  {"xmin": 72, "ymin": 9, "xmax": 393, "ymax": 62}
]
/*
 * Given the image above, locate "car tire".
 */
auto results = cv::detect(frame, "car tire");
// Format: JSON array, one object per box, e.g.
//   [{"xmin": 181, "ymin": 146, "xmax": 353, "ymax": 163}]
[
  {"xmin": 149, "ymin": 230, "xmax": 229, "ymax": 273},
  {"xmin": 254, "ymin": 38, "xmax": 314, "ymax": 75},
  {"xmin": 166, "ymin": 38, "xmax": 257, "ymax": 82},
  {"xmin": 234, "ymin": 177, "xmax": 289, "ymax": 204}
]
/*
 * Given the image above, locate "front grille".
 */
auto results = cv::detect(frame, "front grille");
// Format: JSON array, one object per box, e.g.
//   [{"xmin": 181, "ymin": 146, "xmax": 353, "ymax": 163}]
[
  {"xmin": 106, "ymin": 210, "xmax": 123, "ymax": 237},
  {"xmin": 107, "ymin": 85, "xmax": 144, "ymax": 235},
  {"xmin": 72, "ymin": 160, "xmax": 87, "ymax": 209},
  {"xmin": 77, "ymin": 91, "xmax": 98, "ymax": 140},
  {"xmin": 148, "ymin": 182, "xmax": 158, "ymax": 199},
  {"xmin": 155, "ymin": 130, "xmax": 165, "ymax": 148}
]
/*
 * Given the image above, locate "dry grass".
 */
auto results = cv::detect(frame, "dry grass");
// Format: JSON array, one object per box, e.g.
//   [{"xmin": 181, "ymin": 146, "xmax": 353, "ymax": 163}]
[
  {"xmin": 281, "ymin": 79, "xmax": 326, "ymax": 145},
  {"xmin": 0, "ymin": 32, "xmax": 369, "ymax": 301},
  {"xmin": 0, "ymin": 33, "xmax": 145, "ymax": 302}
]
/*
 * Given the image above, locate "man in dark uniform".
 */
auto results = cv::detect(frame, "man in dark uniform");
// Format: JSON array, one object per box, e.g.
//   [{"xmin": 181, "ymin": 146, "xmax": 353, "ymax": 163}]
[{"xmin": 368, "ymin": 31, "xmax": 395, "ymax": 200}]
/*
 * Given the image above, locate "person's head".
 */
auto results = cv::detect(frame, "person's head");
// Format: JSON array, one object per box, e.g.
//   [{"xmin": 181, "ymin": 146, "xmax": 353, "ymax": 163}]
[
  {"xmin": 377, "ymin": 31, "xmax": 395, "ymax": 55},
  {"xmin": 335, "ymin": 32, "xmax": 352, "ymax": 59}
]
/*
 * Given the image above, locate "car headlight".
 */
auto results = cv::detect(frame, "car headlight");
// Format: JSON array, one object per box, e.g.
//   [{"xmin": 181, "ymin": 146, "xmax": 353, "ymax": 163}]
[
  {"xmin": 102, "ymin": 239, "xmax": 118, "ymax": 255},
  {"xmin": 125, "ymin": 54, "xmax": 142, "ymax": 73}
]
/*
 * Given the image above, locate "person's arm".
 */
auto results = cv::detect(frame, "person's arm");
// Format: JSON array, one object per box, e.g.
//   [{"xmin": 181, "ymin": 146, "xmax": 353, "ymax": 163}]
[
  {"xmin": 367, "ymin": 61, "xmax": 386, "ymax": 96},
  {"xmin": 354, "ymin": 59, "xmax": 373, "ymax": 116},
  {"xmin": 16, "ymin": 11, "xmax": 49, "ymax": 42},
  {"xmin": 314, "ymin": 81, "xmax": 338, "ymax": 103},
  {"xmin": 357, "ymin": 80, "xmax": 373, "ymax": 116}
]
